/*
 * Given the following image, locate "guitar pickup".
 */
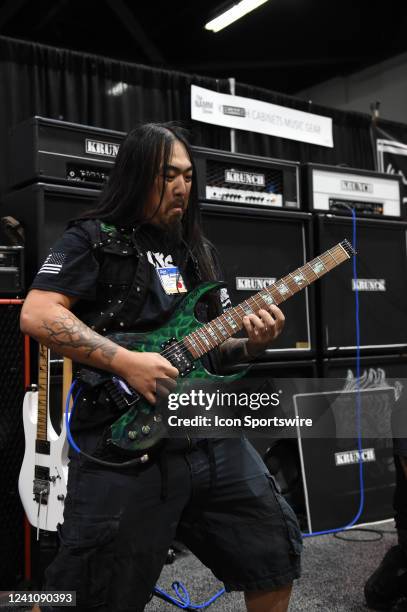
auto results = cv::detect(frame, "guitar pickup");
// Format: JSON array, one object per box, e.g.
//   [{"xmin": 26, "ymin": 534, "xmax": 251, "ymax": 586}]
[
  {"xmin": 35, "ymin": 439, "xmax": 50, "ymax": 455},
  {"xmin": 35, "ymin": 465, "xmax": 50, "ymax": 480},
  {"xmin": 160, "ymin": 338, "xmax": 195, "ymax": 376}
]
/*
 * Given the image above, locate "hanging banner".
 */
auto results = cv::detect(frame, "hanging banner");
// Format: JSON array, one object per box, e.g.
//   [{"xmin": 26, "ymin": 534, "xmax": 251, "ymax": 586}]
[
  {"xmin": 191, "ymin": 85, "xmax": 333, "ymax": 148},
  {"xmin": 377, "ymin": 138, "xmax": 407, "ymax": 205}
]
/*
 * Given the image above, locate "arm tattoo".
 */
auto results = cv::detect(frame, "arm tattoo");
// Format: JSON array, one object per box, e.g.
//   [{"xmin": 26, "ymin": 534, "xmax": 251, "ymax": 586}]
[{"xmin": 41, "ymin": 312, "xmax": 118, "ymax": 363}]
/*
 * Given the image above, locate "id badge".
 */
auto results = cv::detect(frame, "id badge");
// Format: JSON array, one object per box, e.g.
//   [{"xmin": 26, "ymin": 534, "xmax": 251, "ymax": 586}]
[{"xmin": 156, "ymin": 266, "xmax": 187, "ymax": 294}]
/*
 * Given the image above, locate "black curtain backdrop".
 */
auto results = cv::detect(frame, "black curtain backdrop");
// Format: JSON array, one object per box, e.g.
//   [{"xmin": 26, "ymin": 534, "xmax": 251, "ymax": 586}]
[
  {"xmin": 0, "ymin": 35, "xmax": 232, "ymax": 195},
  {"xmin": 2, "ymin": 34, "xmax": 407, "ymax": 197}
]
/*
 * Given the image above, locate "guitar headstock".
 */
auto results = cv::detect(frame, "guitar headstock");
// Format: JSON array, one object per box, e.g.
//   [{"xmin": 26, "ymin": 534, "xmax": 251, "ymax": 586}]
[{"xmin": 340, "ymin": 239, "xmax": 356, "ymax": 257}]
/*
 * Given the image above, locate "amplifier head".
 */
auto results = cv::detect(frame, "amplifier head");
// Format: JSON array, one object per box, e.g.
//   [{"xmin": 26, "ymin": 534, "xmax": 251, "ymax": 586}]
[
  {"xmin": 303, "ymin": 163, "xmax": 403, "ymax": 219},
  {"xmin": 0, "ymin": 246, "xmax": 24, "ymax": 296},
  {"xmin": 193, "ymin": 147, "xmax": 301, "ymax": 210}
]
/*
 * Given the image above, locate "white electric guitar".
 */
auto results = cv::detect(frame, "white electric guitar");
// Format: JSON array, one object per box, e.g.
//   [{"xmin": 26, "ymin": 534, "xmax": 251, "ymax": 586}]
[{"xmin": 19, "ymin": 345, "xmax": 70, "ymax": 535}]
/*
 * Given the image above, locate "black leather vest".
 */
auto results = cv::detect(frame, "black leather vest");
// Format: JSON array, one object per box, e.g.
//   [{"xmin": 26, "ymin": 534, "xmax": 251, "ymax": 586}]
[{"xmin": 71, "ymin": 219, "xmax": 203, "ymax": 334}]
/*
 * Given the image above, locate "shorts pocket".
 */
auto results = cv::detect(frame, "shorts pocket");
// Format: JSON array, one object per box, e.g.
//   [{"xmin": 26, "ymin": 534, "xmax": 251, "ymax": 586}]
[
  {"xmin": 46, "ymin": 515, "xmax": 120, "ymax": 608},
  {"xmin": 266, "ymin": 475, "xmax": 303, "ymax": 557}
]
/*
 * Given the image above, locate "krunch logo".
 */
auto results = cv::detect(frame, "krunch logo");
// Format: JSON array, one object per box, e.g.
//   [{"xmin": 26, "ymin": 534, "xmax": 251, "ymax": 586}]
[
  {"xmin": 341, "ymin": 180, "xmax": 373, "ymax": 193},
  {"xmin": 225, "ymin": 170, "xmax": 265, "ymax": 186},
  {"xmin": 222, "ymin": 105, "xmax": 246, "ymax": 117},
  {"xmin": 236, "ymin": 277, "xmax": 276, "ymax": 291},
  {"xmin": 85, "ymin": 139, "xmax": 120, "ymax": 157},
  {"xmin": 352, "ymin": 279, "xmax": 386, "ymax": 292},
  {"xmin": 335, "ymin": 448, "xmax": 376, "ymax": 466}
]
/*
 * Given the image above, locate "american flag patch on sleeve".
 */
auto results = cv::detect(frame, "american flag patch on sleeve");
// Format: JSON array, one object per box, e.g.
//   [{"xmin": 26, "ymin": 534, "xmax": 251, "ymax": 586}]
[{"xmin": 38, "ymin": 252, "xmax": 66, "ymax": 275}]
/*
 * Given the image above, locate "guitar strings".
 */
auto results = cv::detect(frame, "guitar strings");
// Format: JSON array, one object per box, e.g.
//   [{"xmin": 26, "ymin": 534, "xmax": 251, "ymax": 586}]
[{"xmin": 158, "ymin": 242, "xmax": 347, "ymax": 365}]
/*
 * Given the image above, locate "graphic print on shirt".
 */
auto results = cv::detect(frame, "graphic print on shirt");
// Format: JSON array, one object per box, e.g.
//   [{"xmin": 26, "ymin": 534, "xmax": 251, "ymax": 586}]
[
  {"xmin": 38, "ymin": 252, "xmax": 66, "ymax": 275},
  {"xmin": 146, "ymin": 250, "xmax": 187, "ymax": 295}
]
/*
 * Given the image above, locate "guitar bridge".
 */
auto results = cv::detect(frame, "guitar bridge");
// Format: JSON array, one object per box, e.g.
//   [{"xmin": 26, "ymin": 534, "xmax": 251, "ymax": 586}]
[
  {"xmin": 33, "ymin": 480, "xmax": 50, "ymax": 504},
  {"xmin": 161, "ymin": 338, "xmax": 195, "ymax": 377},
  {"xmin": 33, "ymin": 466, "xmax": 51, "ymax": 504}
]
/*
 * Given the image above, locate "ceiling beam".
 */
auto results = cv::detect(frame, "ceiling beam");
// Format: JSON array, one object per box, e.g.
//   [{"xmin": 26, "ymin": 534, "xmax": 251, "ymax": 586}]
[
  {"xmin": 105, "ymin": 0, "xmax": 165, "ymax": 65},
  {"xmin": 0, "ymin": 0, "xmax": 30, "ymax": 29}
]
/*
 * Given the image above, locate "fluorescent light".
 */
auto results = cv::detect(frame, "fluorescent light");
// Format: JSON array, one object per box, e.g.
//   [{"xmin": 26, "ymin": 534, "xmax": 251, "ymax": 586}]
[
  {"xmin": 205, "ymin": 0, "xmax": 269, "ymax": 33},
  {"xmin": 107, "ymin": 82, "xmax": 129, "ymax": 96}
]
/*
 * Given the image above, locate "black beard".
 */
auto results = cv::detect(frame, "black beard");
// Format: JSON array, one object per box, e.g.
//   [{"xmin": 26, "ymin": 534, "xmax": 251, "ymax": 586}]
[
  {"xmin": 155, "ymin": 216, "xmax": 184, "ymax": 251},
  {"xmin": 166, "ymin": 217, "xmax": 184, "ymax": 251}
]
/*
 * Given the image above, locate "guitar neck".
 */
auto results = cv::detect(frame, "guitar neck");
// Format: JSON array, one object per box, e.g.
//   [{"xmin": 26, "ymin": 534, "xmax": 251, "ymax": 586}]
[
  {"xmin": 183, "ymin": 240, "xmax": 355, "ymax": 359},
  {"xmin": 37, "ymin": 344, "xmax": 49, "ymax": 441}
]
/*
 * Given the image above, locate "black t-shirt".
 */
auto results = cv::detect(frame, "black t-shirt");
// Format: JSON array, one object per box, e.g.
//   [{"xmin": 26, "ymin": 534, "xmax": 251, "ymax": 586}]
[{"xmin": 31, "ymin": 223, "xmax": 100, "ymax": 300}]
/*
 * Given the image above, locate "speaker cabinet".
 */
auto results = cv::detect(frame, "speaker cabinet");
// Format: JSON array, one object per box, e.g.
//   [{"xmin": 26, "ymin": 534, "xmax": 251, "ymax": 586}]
[
  {"xmin": 201, "ymin": 204, "xmax": 314, "ymax": 359},
  {"xmin": 0, "ymin": 301, "xmax": 25, "ymax": 588},
  {"xmin": 316, "ymin": 215, "xmax": 407, "ymax": 354},
  {"xmin": 295, "ymin": 355, "xmax": 407, "ymax": 533},
  {"xmin": 244, "ymin": 356, "xmax": 404, "ymax": 533},
  {"xmin": 1, "ymin": 183, "xmax": 100, "ymax": 288}
]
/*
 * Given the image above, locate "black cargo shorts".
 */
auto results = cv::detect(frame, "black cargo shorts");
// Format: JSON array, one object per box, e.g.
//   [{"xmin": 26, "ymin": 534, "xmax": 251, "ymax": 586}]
[{"xmin": 44, "ymin": 435, "xmax": 302, "ymax": 611}]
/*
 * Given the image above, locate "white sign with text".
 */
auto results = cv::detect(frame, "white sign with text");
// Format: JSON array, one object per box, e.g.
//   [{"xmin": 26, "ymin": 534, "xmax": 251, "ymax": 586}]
[{"xmin": 191, "ymin": 85, "xmax": 333, "ymax": 148}]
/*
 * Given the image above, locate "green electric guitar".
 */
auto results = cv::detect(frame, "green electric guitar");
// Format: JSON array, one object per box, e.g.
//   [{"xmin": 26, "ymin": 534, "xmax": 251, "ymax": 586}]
[{"xmin": 79, "ymin": 239, "xmax": 355, "ymax": 460}]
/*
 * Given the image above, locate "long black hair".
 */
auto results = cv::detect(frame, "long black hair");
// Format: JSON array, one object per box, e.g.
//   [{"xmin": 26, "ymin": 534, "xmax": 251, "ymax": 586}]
[{"xmin": 81, "ymin": 122, "xmax": 218, "ymax": 284}]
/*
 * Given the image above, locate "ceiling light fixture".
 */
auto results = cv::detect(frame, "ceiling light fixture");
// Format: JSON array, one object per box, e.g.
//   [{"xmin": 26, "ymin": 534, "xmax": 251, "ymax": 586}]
[
  {"xmin": 205, "ymin": 0, "xmax": 269, "ymax": 33},
  {"xmin": 106, "ymin": 82, "xmax": 129, "ymax": 96}
]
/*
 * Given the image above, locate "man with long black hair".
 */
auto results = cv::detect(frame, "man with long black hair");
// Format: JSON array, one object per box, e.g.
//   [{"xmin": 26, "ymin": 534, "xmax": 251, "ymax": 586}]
[{"xmin": 21, "ymin": 123, "xmax": 302, "ymax": 612}]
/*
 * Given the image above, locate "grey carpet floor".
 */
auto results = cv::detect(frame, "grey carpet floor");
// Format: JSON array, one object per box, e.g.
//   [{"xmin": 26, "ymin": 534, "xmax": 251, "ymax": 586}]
[{"xmin": 145, "ymin": 524, "xmax": 398, "ymax": 612}]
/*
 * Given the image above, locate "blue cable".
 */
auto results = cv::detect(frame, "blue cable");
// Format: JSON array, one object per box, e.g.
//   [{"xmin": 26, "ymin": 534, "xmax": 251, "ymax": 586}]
[
  {"xmin": 303, "ymin": 207, "xmax": 364, "ymax": 538},
  {"xmin": 65, "ymin": 380, "xmax": 81, "ymax": 453},
  {"xmin": 154, "ymin": 582, "xmax": 225, "ymax": 609}
]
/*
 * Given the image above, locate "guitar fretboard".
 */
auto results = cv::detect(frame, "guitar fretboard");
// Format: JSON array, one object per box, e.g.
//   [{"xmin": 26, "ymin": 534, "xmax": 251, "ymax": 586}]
[
  {"xmin": 37, "ymin": 344, "xmax": 49, "ymax": 441},
  {"xmin": 183, "ymin": 240, "xmax": 354, "ymax": 359}
]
